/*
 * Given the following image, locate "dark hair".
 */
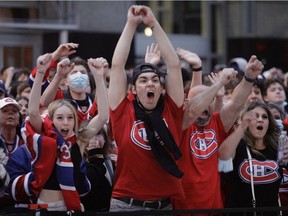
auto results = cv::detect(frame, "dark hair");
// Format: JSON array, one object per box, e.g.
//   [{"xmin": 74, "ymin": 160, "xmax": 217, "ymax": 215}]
[
  {"xmin": 263, "ymin": 78, "xmax": 285, "ymax": 96},
  {"xmin": 13, "ymin": 68, "xmax": 31, "ymax": 81},
  {"xmin": 70, "ymin": 56, "xmax": 90, "ymax": 73},
  {"xmin": 267, "ymin": 103, "xmax": 285, "ymax": 120},
  {"xmin": 15, "ymin": 96, "xmax": 29, "ymax": 103},
  {"xmin": 0, "ymin": 66, "xmax": 9, "ymax": 75},
  {"xmin": 242, "ymin": 102, "xmax": 280, "ymax": 152},
  {"xmin": 253, "ymin": 78, "xmax": 265, "ymax": 96},
  {"xmin": 16, "ymin": 81, "xmax": 30, "ymax": 97},
  {"xmin": 9, "ymin": 80, "xmax": 30, "ymax": 99}
]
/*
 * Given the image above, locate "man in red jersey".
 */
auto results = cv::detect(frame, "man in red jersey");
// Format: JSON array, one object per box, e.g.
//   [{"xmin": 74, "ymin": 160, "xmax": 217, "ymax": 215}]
[
  {"xmin": 174, "ymin": 55, "xmax": 264, "ymax": 214},
  {"xmin": 108, "ymin": 5, "xmax": 185, "ymax": 211}
]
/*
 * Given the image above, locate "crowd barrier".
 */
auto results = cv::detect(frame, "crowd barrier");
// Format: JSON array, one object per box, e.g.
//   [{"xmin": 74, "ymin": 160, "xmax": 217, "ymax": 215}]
[{"xmin": 1, "ymin": 206, "xmax": 288, "ymax": 216}]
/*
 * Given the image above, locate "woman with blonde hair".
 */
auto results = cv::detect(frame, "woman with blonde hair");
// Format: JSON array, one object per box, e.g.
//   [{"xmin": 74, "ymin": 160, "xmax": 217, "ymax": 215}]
[{"xmin": 7, "ymin": 53, "xmax": 108, "ymax": 212}]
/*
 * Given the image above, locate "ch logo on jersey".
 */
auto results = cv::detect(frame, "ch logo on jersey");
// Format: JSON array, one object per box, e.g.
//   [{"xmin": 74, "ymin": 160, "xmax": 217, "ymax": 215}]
[
  {"xmin": 239, "ymin": 159, "xmax": 280, "ymax": 184},
  {"xmin": 189, "ymin": 129, "xmax": 218, "ymax": 159},
  {"xmin": 130, "ymin": 120, "xmax": 166, "ymax": 150}
]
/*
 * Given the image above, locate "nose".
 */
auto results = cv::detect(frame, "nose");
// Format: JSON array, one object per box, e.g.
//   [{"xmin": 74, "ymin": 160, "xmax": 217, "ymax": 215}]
[
  {"xmin": 147, "ymin": 79, "xmax": 154, "ymax": 86},
  {"xmin": 63, "ymin": 118, "xmax": 68, "ymax": 125},
  {"xmin": 251, "ymin": 93, "xmax": 257, "ymax": 99}
]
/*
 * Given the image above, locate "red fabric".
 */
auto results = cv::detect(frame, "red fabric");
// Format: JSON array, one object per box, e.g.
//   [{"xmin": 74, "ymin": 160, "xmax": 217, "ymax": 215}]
[
  {"xmin": 279, "ymin": 168, "xmax": 288, "ymax": 216},
  {"xmin": 127, "ymin": 90, "xmax": 135, "ymax": 101},
  {"xmin": 283, "ymin": 117, "xmax": 288, "ymax": 133},
  {"xmin": 110, "ymin": 95, "xmax": 185, "ymax": 201},
  {"xmin": 31, "ymin": 60, "xmax": 57, "ymax": 82},
  {"xmin": 25, "ymin": 116, "xmax": 81, "ymax": 211},
  {"xmin": 174, "ymin": 113, "xmax": 230, "ymax": 210},
  {"xmin": 25, "ymin": 119, "xmax": 57, "ymax": 195},
  {"xmin": 13, "ymin": 174, "xmax": 36, "ymax": 203}
]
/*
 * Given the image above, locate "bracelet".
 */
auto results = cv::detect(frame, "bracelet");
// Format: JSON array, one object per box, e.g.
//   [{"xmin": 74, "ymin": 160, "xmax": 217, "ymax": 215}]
[
  {"xmin": 192, "ymin": 66, "xmax": 202, "ymax": 72},
  {"xmin": 37, "ymin": 71, "xmax": 45, "ymax": 75},
  {"xmin": 244, "ymin": 75, "xmax": 256, "ymax": 83}
]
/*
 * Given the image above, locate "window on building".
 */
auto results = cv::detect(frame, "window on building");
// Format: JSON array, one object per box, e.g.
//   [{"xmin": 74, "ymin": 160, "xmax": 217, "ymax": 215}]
[
  {"xmin": 0, "ymin": 7, "xmax": 38, "ymax": 22},
  {"xmin": 3, "ymin": 47, "xmax": 33, "ymax": 69},
  {"xmin": 136, "ymin": 1, "xmax": 201, "ymax": 34}
]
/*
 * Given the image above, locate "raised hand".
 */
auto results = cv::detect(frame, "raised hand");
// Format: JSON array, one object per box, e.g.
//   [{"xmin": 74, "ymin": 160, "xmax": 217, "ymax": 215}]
[
  {"xmin": 57, "ymin": 58, "xmax": 74, "ymax": 78},
  {"xmin": 218, "ymin": 68, "xmax": 238, "ymax": 86},
  {"xmin": 245, "ymin": 55, "xmax": 264, "ymax": 80},
  {"xmin": 240, "ymin": 110, "xmax": 256, "ymax": 130},
  {"xmin": 52, "ymin": 43, "xmax": 79, "ymax": 61},
  {"xmin": 37, "ymin": 53, "xmax": 52, "ymax": 74},
  {"xmin": 138, "ymin": 5, "xmax": 157, "ymax": 28},
  {"xmin": 208, "ymin": 72, "xmax": 225, "ymax": 98},
  {"xmin": 145, "ymin": 43, "xmax": 160, "ymax": 65},
  {"xmin": 176, "ymin": 48, "xmax": 202, "ymax": 68},
  {"xmin": 88, "ymin": 57, "xmax": 109, "ymax": 77},
  {"xmin": 127, "ymin": 5, "xmax": 143, "ymax": 26}
]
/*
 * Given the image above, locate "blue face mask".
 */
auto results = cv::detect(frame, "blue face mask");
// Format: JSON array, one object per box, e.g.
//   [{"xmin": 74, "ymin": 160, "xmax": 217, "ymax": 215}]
[{"xmin": 68, "ymin": 71, "xmax": 89, "ymax": 93}]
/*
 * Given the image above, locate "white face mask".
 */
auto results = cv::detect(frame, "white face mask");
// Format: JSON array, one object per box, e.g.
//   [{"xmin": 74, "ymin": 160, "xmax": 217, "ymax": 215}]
[{"xmin": 68, "ymin": 71, "xmax": 89, "ymax": 93}]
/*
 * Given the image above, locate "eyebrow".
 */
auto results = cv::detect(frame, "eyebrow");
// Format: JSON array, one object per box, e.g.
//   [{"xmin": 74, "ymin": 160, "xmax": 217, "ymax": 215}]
[{"xmin": 138, "ymin": 74, "xmax": 159, "ymax": 79}]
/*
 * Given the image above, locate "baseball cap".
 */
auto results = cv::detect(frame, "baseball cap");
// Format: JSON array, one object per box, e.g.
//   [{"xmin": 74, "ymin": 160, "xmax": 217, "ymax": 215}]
[
  {"xmin": 229, "ymin": 57, "xmax": 248, "ymax": 75},
  {"xmin": 132, "ymin": 63, "xmax": 165, "ymax": 85},
  {"xmin": 0, "ymin": 97, "xmax": 21, "ymax": 110}
]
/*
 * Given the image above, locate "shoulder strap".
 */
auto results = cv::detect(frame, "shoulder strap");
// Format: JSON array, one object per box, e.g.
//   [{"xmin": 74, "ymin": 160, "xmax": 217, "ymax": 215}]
[{"xmin": 246, "ymin": 146, "xmax": 257, "ymax": 215}]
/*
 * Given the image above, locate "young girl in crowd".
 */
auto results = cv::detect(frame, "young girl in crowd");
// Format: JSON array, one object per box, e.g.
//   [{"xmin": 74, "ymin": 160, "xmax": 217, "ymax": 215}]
[
  {"xmin": 15, "ymin": 96, "xmax": 29, "ymax": 121},
  {"xmin": 10, "ymin": 53, "xmax": 109, "ymax": 212}
]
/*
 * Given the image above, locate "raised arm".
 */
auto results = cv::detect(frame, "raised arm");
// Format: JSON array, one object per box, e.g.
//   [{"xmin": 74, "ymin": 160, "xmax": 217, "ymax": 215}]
[
  {"xmin": 182, "ymin": 68, "xmax": 237, "ymax": 130},
  {"xmin": 40, "ymin": 43, "xmax": 78, "ymax": 106},
  {"xmin": 220, "ymin": 55, "xmax": 264, "ymax": 132},
  {"xmin": 208, "ymin": 72, "xmax": 225, "ymax": 112},
  {"xmin": 218, "ymin": 110, "xmax": 254, "ymax": 160},
  {"xmin": 141, "ymin": 6, "xmax": 183, "ymax": 106},
  {"xmin": 77, "ymin": 58, "xmax": 109, "ymax": 155},
  {"xmin": 29, "ymin": 53, "xmax": 52, "ymax": 132},
  {"xmin": 108, "ymin": 5, "xmax": 142, "ymax": 110},
  {"xmin": 176, "ymin": 48, "xmax": 202, "ymax": 88},
  {"xmin": 86, "ymin": 57, "xmax": 109, "ymax": 132}
]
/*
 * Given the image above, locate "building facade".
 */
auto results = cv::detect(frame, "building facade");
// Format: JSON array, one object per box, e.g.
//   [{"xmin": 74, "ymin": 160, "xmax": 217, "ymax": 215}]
[{"xmin": 0, "ymin": 1, "xmax": 288, "ymax": 73}]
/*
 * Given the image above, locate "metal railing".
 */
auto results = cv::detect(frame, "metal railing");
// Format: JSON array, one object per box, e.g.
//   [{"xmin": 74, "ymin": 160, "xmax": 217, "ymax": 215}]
[{"xmin": 1, "ymin": 206, "xmax": 288, "ymax": 216}]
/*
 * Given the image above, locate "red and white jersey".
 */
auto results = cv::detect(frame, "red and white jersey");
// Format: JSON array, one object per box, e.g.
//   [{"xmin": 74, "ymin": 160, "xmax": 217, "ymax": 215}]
[
  {"xmin": 110, "ymin": 96, "xmax": 185, "ymax": 201},
  {"xmin": 174, "ymin": 112, "xmax": 230, "ymax": 210}
]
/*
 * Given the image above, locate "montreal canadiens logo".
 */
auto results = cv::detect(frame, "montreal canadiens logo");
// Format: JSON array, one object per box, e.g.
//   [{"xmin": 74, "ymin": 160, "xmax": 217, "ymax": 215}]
[
  {"xmin": 131, "ymin": 120, "xmax": 151, "ymax": 150},
  {"xmin": 130, "ymin": 120, "xmax": 166, "ymax": 150},
  {"xmin": 189, "ymin": 129, "xmax": 218, "ymax": 159},
  {"xmin": 239, "ymin": 159, "xmax": 280, "ymax": 184}
]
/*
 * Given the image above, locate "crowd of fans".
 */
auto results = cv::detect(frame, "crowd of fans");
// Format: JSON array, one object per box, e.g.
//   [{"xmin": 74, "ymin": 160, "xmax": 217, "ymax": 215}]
[{"xmin": 0, "ymin": 4, "xmax": 288, "ymax": 216}]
